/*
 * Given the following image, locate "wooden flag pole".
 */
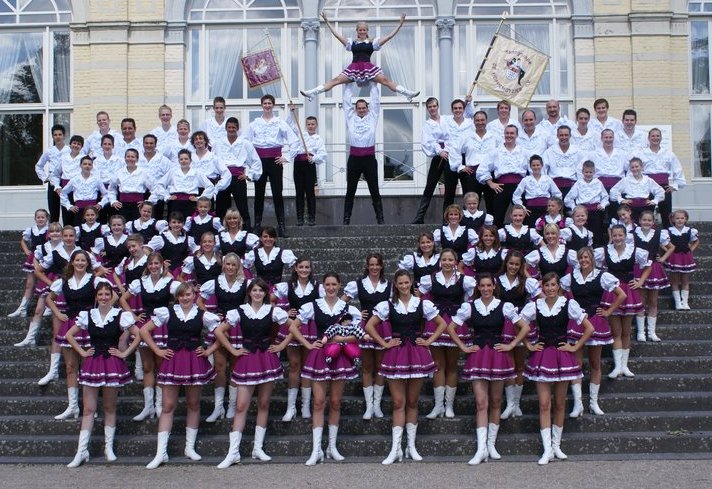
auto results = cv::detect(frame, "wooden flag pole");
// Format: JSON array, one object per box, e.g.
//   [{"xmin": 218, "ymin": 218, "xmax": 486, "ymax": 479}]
[
  {"xmin": 467, "ymin": 11, "xmax": 508, "ymax": 98},
  {"xmin": 265, "ymin": 30, "xmax": 309, "ymax": 155}
]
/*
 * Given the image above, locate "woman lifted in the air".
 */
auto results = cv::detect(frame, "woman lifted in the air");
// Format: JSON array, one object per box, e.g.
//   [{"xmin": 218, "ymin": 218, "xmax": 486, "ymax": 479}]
[{"xmin": 300, "ymin": 12, "xmax": 420, "ymax": 102}]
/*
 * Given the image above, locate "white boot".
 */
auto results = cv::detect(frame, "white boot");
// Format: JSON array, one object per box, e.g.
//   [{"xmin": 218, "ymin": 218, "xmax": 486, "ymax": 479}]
[
  {"xmin": 681, "ymin": 289, "xmax": 691, "ymax": 310},
  {"xmin": 647, "ymin": 316, "xmax": 660, "ymax": 342},
  {"xmin": 326, "ymin": 424, "xmax": 344, "ymax": 461},
  {"xmin": 134, "ymin": 351, "xmax": 143, "ymax": 381},
  {"xmin": 104, "ymin": 425, "xmax": 117, "ymax": 462},
  {"xmin": 569, "ymin": 383, "xmax": 584, "ymax": 418},
  {"xmin": 217, "ymin": 431, "xmax": 242, "ymax": 469},
  {"xmin": 373, "ymin": 384, "xmax": 385, "ymax": 418},
  {"xmin": 14, "ymin": 320, "xmax": 40, "ymax": 347},
  {"xmin": 512, "ymin": 384, "xmax": 524, "ymax": 417},
  {"xmin": 468, "ymin": 427, "xmax": 489, "ymax": 465},
  {"xmin": 282, "ymin": 388, "xmax": 297, "ymax": 422},
  {"xmin": 444, "ymin": 386, "xmax": 457, "ymax": 418},
  {"xmin": 38, "ymin": 352, "xmax": 61, "ymax": 385},
  {"xmin": 672, "ymin": 290, "xmax": 683, "ymax": 310},
  {"xmin": 305, "ymin": 427, "xmax": 324, "ymax": 466},
  {"xmin": 381, "ymin": 426, "xmax": 403, "ymax": 465},
  {"xmin": 636, "ymin": 316, "xmax": 647, "ymax": 342},
  {"xmin": 608, "ymin": 349, "xmax": 623, "ymax": 379},
  {"xmin": 487, "ymin": 423, "xmax": 501, "ymax": 460},
  {"xmin": 395, "ymin": 84, "xmax": 420, "ymax": 102},
  {"xmin": 67, "ymin": 429, "xmax": 91, "ymax": 468},
  {"xmin": 551, "ymin": 425, "xmax": 568, "ymax": 460},
  {"xmin": 133, "ymin": 387, "xmax": 155, "ymax": 421},
  {"xmin": 55, "ymin": 386, "xmax": 80, "ymax": 420},
  {"xmin": 252, "ymin": 426, "xmax": 271, "ymax": 461},
  {"xmin": 146, "ymin": 431, "xmax": 170, "ymax": 469},
  {"xmin": 500, "ymin": 385, "xmax": 516, "ymax": 419},
  {"xmin": 589, "ymin": 383, "xmax": 605, "ymax": 415},
  {"xmin": 404, "ymin": 423, "xmax": 422, "ymax": 461},
  {"xmin": 184, "ymin": 427, "xmax": 202, "ymax": 461},
  {"xmin": 155, "ymin": 386, "xmax": 163, "ymax": 417},
  {"xmin": 426, "ymin": 386, "xmax": 445, "ymax": 419},
  {"xmin": 300, "ymin": 85, "xmax": 325, "ymax": 102},
  {"xmin": 8, "ymin": 297, "xmax": 29, "ymax": 318},
  {"xmin": 206, "ymin": 386, "xmax": 226, "ymax": 422},
  {"xmin": 362, "ymin": 385, "xmax": 374, "ymax": 420},
  {"xmin": 226, "ymin": 385, "xmax": 237, "ymax": 419},
  {"xmin": 621, "ymin": 349, "xmax": 635, "ymax": 377},
  {"xmin": 301, "ymin": 387, "xmax": 312, "ymax": 419},
  {"xmin": 537, "ymin": 428, "xmax": 553, "ymax": 465}
]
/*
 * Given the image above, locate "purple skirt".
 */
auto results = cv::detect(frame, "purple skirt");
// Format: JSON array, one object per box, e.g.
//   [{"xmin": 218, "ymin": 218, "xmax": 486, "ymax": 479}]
[
  {"xmin": 502, "ymin": 318, "xmax": 536, "ymax": 344},
  {"xmin": 37, "ymin": 272, "xmax": 60, "ymax": 297},
  {"xmin": 277, "ymin": 318, "xmax": 316, "ymax": 348},
  {"xmin": 55, "ymin": 318, "xmax": 89, "ymax": 348},
  {"xmin": 78, "ymin": 355, "xmax": 131, "ymax": 387},
  {"xmin": 601, "ymin": 282, "xmax": 642, "ymax": 316},
  {"xmin": 664, "ymin": 251, "xmax": 696, "ymax": 273},
  {"xmin": 205, "ymin": 325, "xmax": 239, "ymax": 348},
  {"xmin": 424, "ymin": 312, "xmax": 464, "ymax": 347},
  {"xmin": 568, "ymin": 315, "xmax": 613, "ymax": 346},
  {"xmin": 157, "ymin": 349, "xmax": 216, "ymax": 385},
  {"xmin": 302, "ymin": 347, "xmax": 358, "ymax": 382},
  {"xmin": 462, "ymin": 345, "xmax": 515, "ymax": 382},
  {"xmin": 231, "ymin": 350, "xmax": 283, "ymax": 385},
  {"xmin": 342, "ymin": 62, "xmax": 383, "ymax": 85},
  {"xmin": 127, "ymin": 294, "xmax": 143, "ymax": 313},
  {"xmin": 21, "ymin": 254, "xmax": 34, "ymax": 273},
  {"xmin": 634, "ymin": 262, "xmax": 669, "ymax": 289},
  {"xmin": 524, "ymin": 346, "xmax": 582, "ymax": 382},
  {"xmin": 379, "ymin": 341, "xmax": 436, "ymax": 379},
  {"xmin": 360, "ymin": 320, "xmax": 390, "ymax": 350}
]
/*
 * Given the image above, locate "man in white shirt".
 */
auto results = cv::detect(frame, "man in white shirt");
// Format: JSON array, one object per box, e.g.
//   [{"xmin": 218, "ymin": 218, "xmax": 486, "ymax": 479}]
[
  {"xmin": 486, "ymin": 100, "xmax": 521, "ymax": 141},
  {"xmin": 615, "ymin": 109, "xmax": 648, "ymax": 155},
  {"xmin": 35, "ymin": 124, "xmax": 69, "ymax": 222},
  {"xmin": 589, "ymin": 98, "xmax": 623, "ymax": 133},
  {"xmin": 152, "ymin": 105, "xmax": 178, "ymax": 157},
  {"xmin": 537, "ymin": 99, "xmax": 575, "ymax": 143},
  {"xmin": 84, "ymin": 111, "xmax": 120, "ymax": 158},
  {"xmin": 542, "ymin": 125, "xmax": 586, "ymax": 203},
  {"xmin": 518, "ymin": 109, "xmax": 549, "ymax": 160},
  {"xmin": 139, "ymin": 134, "xmax": 173, "ymax": 220},
  {"xmin": 342, "ymin": 81, "xmax": 383, "ymax": 225}
]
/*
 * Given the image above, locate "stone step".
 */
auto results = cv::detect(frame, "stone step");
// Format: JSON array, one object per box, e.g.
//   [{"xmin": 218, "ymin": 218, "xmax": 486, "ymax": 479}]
[{"xmin": 1, "ymin": 430, "xmax": 710, "ymax": 459}]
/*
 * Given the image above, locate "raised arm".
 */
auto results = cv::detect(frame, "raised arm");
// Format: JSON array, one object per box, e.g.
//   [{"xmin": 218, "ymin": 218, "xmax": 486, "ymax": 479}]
[
  {"xmin": 321, "ymin": 11, "xmax": 348, "ymax": 46},
  {"xmin": 376, "ymin": 14, "xmax": 406, "ymax": 47}
]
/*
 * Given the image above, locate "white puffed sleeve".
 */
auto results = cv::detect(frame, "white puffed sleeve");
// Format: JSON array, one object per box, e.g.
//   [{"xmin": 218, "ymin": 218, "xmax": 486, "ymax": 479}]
[
  {"xmin": 76, "ymin": 310, "xmax": 90, "ymax": 330},
  {"xmin": 200, "ymin": 279, "xmax": 216, "ymax": 299},
  {"xmin": 181, "ymin": 256, "xmax": 195, "ymax": 275},
  {"xmin": 272, "ymin": 307, "xmax": 289, "ymax": 325},
  {"xmin": 567, "ymin": 249, "xmax": 578, "ymax": 267},
  {"xmin": 281, "ymin": 249, "xmax": 297, "ymax": 268},
  {"xmin": 273, "ymin": 282, "xmax": 289, "ymax": 300},
  {"xmin": 119, "ymin": 311, "xmax": 136, "ymax": 330},
  {"xmin": 462, "ymin": 275, "xmax": 476, "ymax": 300},
  {"xmin": 525, "ymin": 277, "xmax": 542, "ymax": 298},
  {"xmin": 467, "ymin": 228, "xmax": 479, "ymax": 246},
  {"xmin": 560, "ymin": 274, "xmax": 572, "ymax": 292},
  {"xmin": 127, "ymin": 279, "xmax": 142, "ymax": 296},
  {"xmin": 169, "ymin": 280, "xmax": 181, "ymax": 295},
  {"xmin": 422, "ymin": 299, "xmax": 440, "ymax": 321},
  {"xmin": 203, "ymin": 311, "xmax": 221, "ymax": 332},
  {"xmin": 432, "ymin": 228, "xmax": 443, "ymax": 245},
  {"xmin": 49, "ymin": 279, "xmax": 64, "ymax": 296},
  {"xmin": 398, "ymin": 254, "xmax": 415, "ymax": 272},
  {"xmin": 225, "ymin": 308, "xmax": 240, "ymax": 327},
  {"xmin": 525, "ymin": 249, "xmax": 540, "ymax": 268},
  {"xmin": 418, "ymin": 274, "xmax": 433, "ymax": 295},
  {"xmin": 600, "ymin": 272, "xmax": 620, "ymax": 292},
  {"xmin": 146, "ymin": 235, "xmax": 163, "ymax": 251},
  {"xmin": 502, "ymin": 302, "xmax": 522, "ymax": 323},
  {"xmin": 296, "ymin": 302, "xmax": 316, "ymax": 325},
  {"xmin": 451, "ymin": 303, "xmax": 473, "ymax": 326},
  {"xmin": 593, "ymin": 247, "xmax": 606, "ymax": 268},
  {"xmin": 242, "ymin": 250, "xmax": 255, "ymax": 268},
  {"xmin": 343, "ymin": 280, "xmax": 359, "ymax": 300},
  {"xmin": 519, "ymin": 302, "xmax": 537, "ymax": 323},
  {"xmin": 690, "ymin": 228, "xmax": 699, "ymax": 243},
  {"xmin": 152, "ymin": 307, "xmax": 170, "ymax": 327},
  {"xmin": 559, "ymin": 227, "xmax": 572, "ymax": 242},
  {"xmin": 634, "ymin": 248, "xmax": 651, "ymax": 267},
  {"xmin": 567, "ymin": 299, "xmax": 587, "ymax": 325},
  {"xmin": 372, "ymin": 300, "xmax": 391, "ymax": 321},
  {"xmin": 659, "ymin": 229, "xmax": 671, "ymax": 246},
  {"xmin": 346, "ymin": 305, "xmax": 363, "ymax": 326}
]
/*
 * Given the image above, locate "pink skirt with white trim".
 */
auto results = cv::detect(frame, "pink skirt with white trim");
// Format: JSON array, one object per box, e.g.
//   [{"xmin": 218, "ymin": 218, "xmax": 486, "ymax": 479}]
[
  {"xmin": 378, "ymin": 341, "xmax": 436, "ymax": 379},
  {"xmin": 524, "ymin": 346, "xmax": 582, "ymax": 382},
  {"xmin": 461, "ymin": 345, "xmax": 515, "ymax": 381},
  {"xmin": 664, "ymin": 251, "xmax": 696, "ymax": 274},
  {"xmin": 601, "ymin": 282, "xmax": 642, "ymax": 316},
  {"xmin": 157, "ymin": 349, "xmax": 216, "ymax": 385},
  {"xmin": 634, "ymin": 262, "xmax": 669, "ymax": 290}
]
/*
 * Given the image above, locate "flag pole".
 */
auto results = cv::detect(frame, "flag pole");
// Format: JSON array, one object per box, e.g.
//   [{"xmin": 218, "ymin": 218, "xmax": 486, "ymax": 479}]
[
  {"xmin": 467, "ymin": 11, "xmax": 508, "ymax": 98},
  {"xmin": 265, "ymin": 29, "xmax": 309, "ymax": 155}
]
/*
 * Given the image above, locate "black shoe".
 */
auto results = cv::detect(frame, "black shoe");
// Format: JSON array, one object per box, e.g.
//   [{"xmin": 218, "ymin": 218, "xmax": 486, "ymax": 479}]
[
  {"xmin": 411, "ymin": 217, "xmax": 424, "ymax": 224},
  {"xmin": 307, "ymin": 216, "xmax": 316, "ymax": 226},
  {"xmin": 296, "ymin": 218, "xmax": 304, "ymax": 227},
  {"xmin": 343, "ymin": 215, "xmax": 351, "ymax": 225},
  {"xmin": 278, "ymin": 225, "xmax": 289, "ymax": 238}
]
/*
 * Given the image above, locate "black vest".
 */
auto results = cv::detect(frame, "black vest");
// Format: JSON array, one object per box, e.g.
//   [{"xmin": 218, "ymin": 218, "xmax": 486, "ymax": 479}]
[
  {"xmin": 214, "ymin": 278, "xmax": 248, "ymax": 315},
  {"xmin": 388, "ymin": 300, "xmax": 424, "ymax": 344},
  {"xmin": 237, "ymin": 306, "xmax": 274, "ymax": 352},
  {"xmin": 193, "ymin": 256, "xmax": 221, "ymax": 285},
  {"xmin": 63, "ymin": 277, "xmax": 96, "ymax": 318},
  {"xmin": 605, "ymin": 247, "xmax": 636, "ymax": 282},
  {"xmin": 254, "ymin": 248, "xmax": 284, "ymax": 285},
  {"xmin": 466, "ymin": 301, "xmax": 505, "ymax": 347},
  {"xmin": 355, "ymin": 279, "xmax": 390, "ymax": 321},
  {"xmin": 140, "ymin": 278, "xmax": 173, "ymax": 315},
  {"xmin": 312, "ymin": 301, "xmax": 349, "ymax": 338},
  {"xmin": 102, "ymin": 236, "xmax": 129, "ymax": 268},
  {"xmin": 668, "ymin": 228, "xmax": 691, "ymax": 253},
  {"xmin": 440, "ymin": 225, "xmax": 469, "ymax": 256},
  {"xmin": 166, "ymin": 307, "xmax": 204, "ymax": 351},
  {"xmin": 430, "ymin": 274, "xmax": 464, "ymax": 317},
  {"xmin": 535, "ymin": 300, "xmax": 569, "ymax": 347},
  {"xmin": 87, "ymin": 309, "xmax": 123, "ymax": 357},
  {"xmin": 570, "ymin": 271, "xmax": 605, "ymax": 316}
]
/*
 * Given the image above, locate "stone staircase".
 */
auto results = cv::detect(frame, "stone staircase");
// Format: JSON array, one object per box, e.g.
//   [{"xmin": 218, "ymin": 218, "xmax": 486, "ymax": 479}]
[{"xmin": 0, "ymin": 224, "xmax": 711, "ymax": 464}]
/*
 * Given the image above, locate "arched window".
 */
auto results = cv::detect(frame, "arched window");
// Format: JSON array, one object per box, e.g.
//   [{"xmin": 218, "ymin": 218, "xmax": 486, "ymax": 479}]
[
  {"xmin": 690, "ymin": 0, "xmax": 712, "ymax": 177},
  {"xmin": 455, "ymin": 0, "xmax": 573, "ymax": 122},
  {"xmin": 0, "ymin": 0, "xmax": 71, "ymax": 186}
]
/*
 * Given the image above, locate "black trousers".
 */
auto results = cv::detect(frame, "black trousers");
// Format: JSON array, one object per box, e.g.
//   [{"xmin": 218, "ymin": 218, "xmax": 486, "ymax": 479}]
[
  {"xmin": 492, "ymin": 182, "xmax": 519, "ymax": 228},
  {"xmin": 116, "ymin": 201, "xmax": 140, "ymax": 224},
  {"xmin": 46, "ymin": 184, "xmax": 60, "ymax": 223},
  {"xmin": 293, "ymin": 160, "xmax": 317, "ymax": 222},
  {"xmin": 254, "ymin": 157, "xmax": 284, "ymax": 225},
  {"xmin": 216, "ymin": 176, "xmax": 251, "ymax": 230},
  {"xmin": 588, "ymin": 209, "xmax": 607, "ymax": 247},
  {"xmin": 659, "ymin": 189, "xmax": 673, "ymax": 226},
  {"xmin": 344, "ymin": 154, "xmax": 381, "ymax": 220},
  {"xmin": 413, "ymin": 155, "xmax": 447, "ymax": 221},
  {"xmin": 167, "ymin": 199, "xmax": 196, "ymax": 222}
]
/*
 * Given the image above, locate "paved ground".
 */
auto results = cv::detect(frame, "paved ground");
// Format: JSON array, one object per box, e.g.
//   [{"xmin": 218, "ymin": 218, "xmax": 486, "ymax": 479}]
[{"xmin": 1, "ymin": 459, "xmax": 710, "ymax": 489}]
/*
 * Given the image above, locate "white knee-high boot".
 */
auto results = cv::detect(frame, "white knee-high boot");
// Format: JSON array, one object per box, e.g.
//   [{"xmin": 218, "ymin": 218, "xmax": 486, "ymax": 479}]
[
  {"xmin": 608, "ymin": 349, "xmax": 623, "ymax": 379},
  {"xmin": 146, "ymin": 431, "xmax": 170, "ymax": 469},
  {"xmin": 206, "ymin": 386, "xmax": 225, "ymax": 422},
  {"xmin": 636, "ymin": 315, "xmax": 647, "ymax": 342},
  {"xmin": 647, "ymin": 316, "xmax": 660, "ymax": 342},
  {"xmin": 38, "ymin": 352, "xmax": 61, "ymax": 385},
  {"xmin": 252, "ymin": 426, "xmax": 271, "ymax": 461},
  {"xmin": 468, "ymin": 427, "xmax": 488, "ymax": 465},
  {"xmin": 426, "ymin": 386, "xmax": 445, "ymax": 419},
  {"xmin": 589, "ymin": 383, "xmax": 605, "ymax": 415},
  {"xmin": 537, "ymin": 428, "xmax": 553, "ymax": 465},
  {"xmin": 301, "ymin": 386, "xmax": 312, "ymax": 419},
  {"xmin": 381, "ymin": 426, "xmax": 404, "ymax": 465},
  {"xmin": 487, "ymin": 423, "xmax": 501, "ymax": 460},
  {"xmin": 621, "ymin": 349, "xmax": 635, "ymax": 377},
  {"xmin": 372, "ymin": 384, "xmax": 385, "ymax": 418},
  {"xmin": 217, "ymin": 431, "xmax": 242, "ymax": 469},
  {"xmin": 672, "ymin": 290, "xmax": 683, "ymax": 310},
  {"xmin": 326, "ymin": 424, "xmax": 344, "ymax": 461},
  {"xmin": 134, "ymin": 351, "xmax": 143, "ymax": 381},
  {"xmin": 104, "ymin": 425, "xmax": 117, "ymax": 462},
  {"xmin": 305, "ymin": 427, "xmax": 324, "ymax": 466},
  {"xmin": 569, "ymin": 383, "xmax": 583, "ymax": 418},
  {"xmin": 444, "ymin": 386, "xmax": 457, "ymax": 418},
  {"xmin": 154, "ymin": 386, "xmax": 163, "ymax": 417},
  {"xmin": 133, "ymin": 387, "xmax": 155, "ymax": 421},
  {"xmin": 55, "ymin": 386, "xmax": 80, "ymax": 420},
  {"xmin": 14, "ymin": 319, "xmax": 40, "ymax": 346},
  {"xmin": 300, "ymin": 85, "xmax": 325, "ymax": 102},
  {"xmin": 67, "ymin": 429, "xmax": 92, "ymax": 468},
  {"xmin": 500, "ymin": 385, "xmax": 516, "ymax": 419},
  {"xmin": 184, "ymin": 427, "xmax": 202, "ymax": 460},
  {"xmin": 681, "ymin": 289, "xmax": 691, "ymax": 310},
  {"xmin": 551, "ymin": 425, "xmax": 567, "ymax": 460},
  {"xmin": 404, "ymin": 423, "xmax": 422, "ymax": 461},
  {"xmin": 226, "ymin": 385, "xmax": 237, "ymax": 419},
  {"xmin": 395, "ymin": 85, "xmax": 420, "ymax": 102},
  {"xmin": 282, "ymin": 388, "xmax": 297, "ymax": 422},
  {"xmin": 362, "ymin": 385, "xmax": 374, "ymax": 420}
]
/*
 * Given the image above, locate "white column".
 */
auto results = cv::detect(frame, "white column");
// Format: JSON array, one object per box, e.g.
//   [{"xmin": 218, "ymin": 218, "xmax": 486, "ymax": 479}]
[
  {"xmin": 301, "ymin": 18, "xmax": 320, "ymax": 117},
  {"xmin": 436, "ymin": 16, "xmax": 455, "ymax": 106}
]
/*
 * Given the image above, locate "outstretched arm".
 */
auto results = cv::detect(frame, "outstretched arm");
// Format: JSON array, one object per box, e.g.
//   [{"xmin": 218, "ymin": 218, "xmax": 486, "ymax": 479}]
[
  {"xmin": 321, "ymin": 11, "xmax": 348, "ymax": 46},
  {"xmin": 377, "ymin": 14, "xmax": 405, "ymax": 47}
]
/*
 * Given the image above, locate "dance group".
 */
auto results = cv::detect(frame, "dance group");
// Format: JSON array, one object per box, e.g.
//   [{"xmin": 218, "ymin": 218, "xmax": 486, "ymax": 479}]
[{"xmin": 10, "ymin": 13, "xmax": 701, "ymax": 470}]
